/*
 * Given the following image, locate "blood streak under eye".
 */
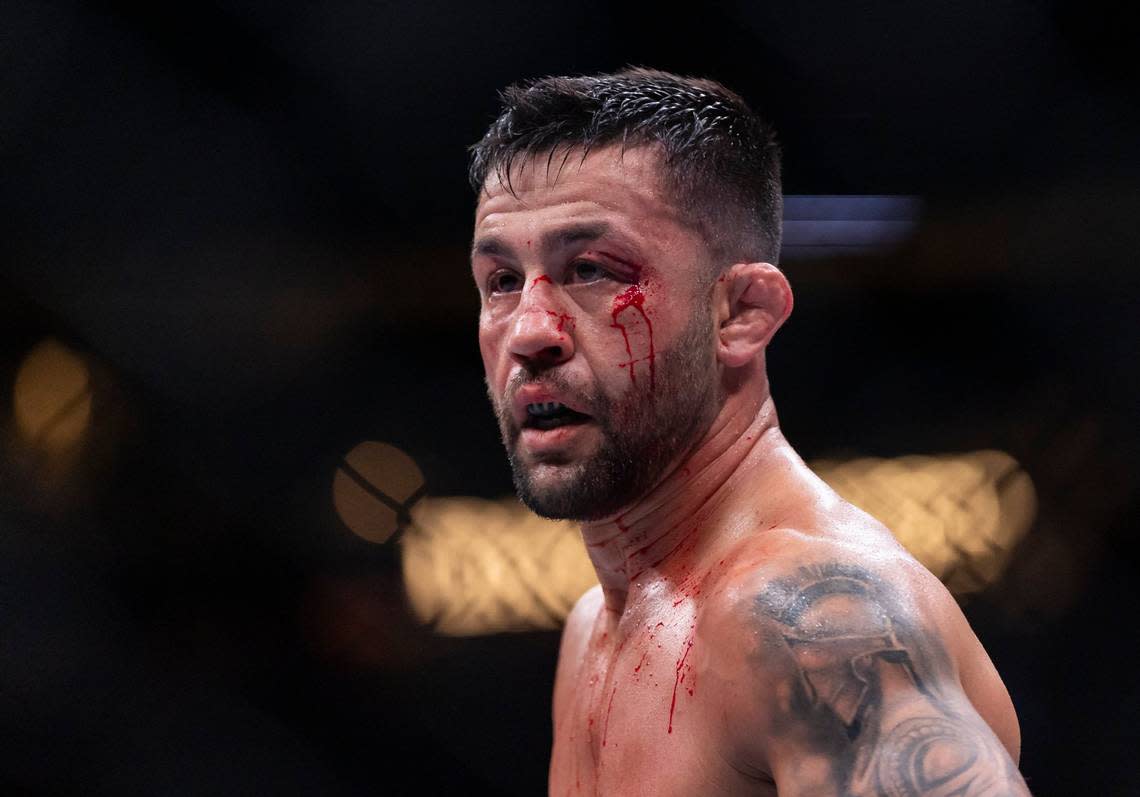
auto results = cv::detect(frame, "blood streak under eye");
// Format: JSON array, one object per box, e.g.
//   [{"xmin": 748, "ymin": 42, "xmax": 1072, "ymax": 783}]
[{"xmin": 610, "ymin": 284, "xmax": 656, "ymax": 389}]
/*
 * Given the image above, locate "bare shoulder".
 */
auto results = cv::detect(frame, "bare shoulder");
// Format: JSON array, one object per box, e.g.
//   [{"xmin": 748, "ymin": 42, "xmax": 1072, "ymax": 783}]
[
  {"xmin": 701, "ymin": 506, "xmax": 1028, "ymax": 794},
  {"xmin": 704, "ymin": 504, "xmax": 949, "ymax": 654},
  {"xmin": 561, "ymin": 583, "xmax": 604, "ymax": 660},
  {"xmin": 552, "ymin": 584, "xmax": 604, "ymax": 725}
]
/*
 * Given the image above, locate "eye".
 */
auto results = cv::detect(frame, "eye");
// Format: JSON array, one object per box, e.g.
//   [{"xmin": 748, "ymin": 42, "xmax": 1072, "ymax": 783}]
[
  {"xmin": 569, "ymin": 260, "xmax": 609, "ymax": 284},
  {"xmin": 488, "ymin": 269, "xmax": 522, "ymax": 294}
]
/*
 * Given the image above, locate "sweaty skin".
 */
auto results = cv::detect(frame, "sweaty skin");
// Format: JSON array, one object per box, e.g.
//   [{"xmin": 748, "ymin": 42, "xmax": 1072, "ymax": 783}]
[{"xmin": 472, "ymin": 146, "xmax": 1028, "ymax": 796}]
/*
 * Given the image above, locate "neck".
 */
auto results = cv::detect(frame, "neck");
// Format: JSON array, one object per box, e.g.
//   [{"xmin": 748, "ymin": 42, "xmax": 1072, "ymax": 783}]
[{"xmin": 579, "ymin": 383, "xmax": 798, "ymax": 615}]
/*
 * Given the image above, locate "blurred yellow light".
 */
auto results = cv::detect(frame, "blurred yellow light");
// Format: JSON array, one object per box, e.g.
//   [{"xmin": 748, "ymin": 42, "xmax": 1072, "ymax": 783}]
[
  {"xmin": 400, "ymin": 450, "xmax": 1036, "ymax": 635},
  {"xmin": 812, "ymin": 450, "xmax": 1036, "ymax": 596},
  {"xmin": 402, "ymin": 496, "xmax": 595, "ymax": 636},
  {"xmin": 13, "ymin": 339, "xmax": 92, "ymax": 450},
  {"xmin": 333, "ymin": 441, "xmax": 425, "ymax": 544}
]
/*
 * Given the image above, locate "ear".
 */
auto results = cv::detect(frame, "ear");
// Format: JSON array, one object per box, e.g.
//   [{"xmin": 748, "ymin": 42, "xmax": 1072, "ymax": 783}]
[{"xmin": 715, "ymin": 262, "xmax": 793, "ymax": 368}]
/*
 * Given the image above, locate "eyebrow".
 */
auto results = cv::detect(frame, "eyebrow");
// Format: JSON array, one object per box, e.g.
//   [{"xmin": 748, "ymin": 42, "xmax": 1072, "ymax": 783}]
[{"xmin": 471, "ymin": 221, "xmax": 614, "ymax": 262}]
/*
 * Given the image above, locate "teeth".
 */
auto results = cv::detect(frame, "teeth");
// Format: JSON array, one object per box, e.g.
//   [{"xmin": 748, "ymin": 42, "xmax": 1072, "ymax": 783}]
[{"xmin": 526, "ymin": 401, "xmax": 567, "ymax": 416}]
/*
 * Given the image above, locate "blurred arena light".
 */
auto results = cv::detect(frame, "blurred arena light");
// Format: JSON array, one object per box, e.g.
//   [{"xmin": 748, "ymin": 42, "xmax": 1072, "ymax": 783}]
[
  {"xmin": 781, "ymin": 195, "xmax": 923, "ymax": 259},
  {"xmin": 399, "ymin": 450, "xmax": 1035, "ymax": 636},
  {"xmin": 13, "ymin": 338, "xmax": 93, "ymax": 451},
  {"xmin": 402, "ymin": 497, "xmax": 595, "ymax": 635},
  {"xmin": 333, "ymin": 441, "xmax": 426, "ymax": 544},
  {"xmin": 812, "ymin": 450, "xmax": 1036, "ymax": 597}
]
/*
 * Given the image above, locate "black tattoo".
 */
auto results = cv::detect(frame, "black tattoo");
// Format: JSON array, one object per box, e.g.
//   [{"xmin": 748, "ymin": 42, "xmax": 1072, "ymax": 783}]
[{"xmin": 754, "ymin": 564, "xmax": 1029, "ymax": 796}]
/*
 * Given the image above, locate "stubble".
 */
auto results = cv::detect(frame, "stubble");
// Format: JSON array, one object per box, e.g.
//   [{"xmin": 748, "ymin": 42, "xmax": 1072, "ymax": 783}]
[{"xmin": 489, "ymin": 302, "xmax": 719, "ymax": 521}]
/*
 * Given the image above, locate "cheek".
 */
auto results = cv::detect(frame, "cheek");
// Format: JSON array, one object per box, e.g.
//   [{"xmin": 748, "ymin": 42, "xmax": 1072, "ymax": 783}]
[
  {"xmin": 477, "ymin": 319, "xmax": 504, "ymax": 377},
  {"xmin": 605, "ymin": 282, "xmax": 661, "ymax": 390}
]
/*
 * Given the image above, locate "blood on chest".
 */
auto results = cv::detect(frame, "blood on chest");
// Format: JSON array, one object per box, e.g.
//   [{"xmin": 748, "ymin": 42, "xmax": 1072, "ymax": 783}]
[{"xmin": 552, "ymin": 607, "xmax": 706, "ymax": 795}]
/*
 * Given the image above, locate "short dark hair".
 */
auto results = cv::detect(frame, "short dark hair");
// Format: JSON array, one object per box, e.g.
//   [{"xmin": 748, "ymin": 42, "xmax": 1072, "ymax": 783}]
[{"xmin": 468, "ymin": 67, "xmax": 783, "ymax": 267}]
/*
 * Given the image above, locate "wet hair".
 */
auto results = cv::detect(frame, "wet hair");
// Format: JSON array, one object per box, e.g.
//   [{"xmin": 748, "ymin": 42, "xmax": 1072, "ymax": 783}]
[{"xmin": 468, "ymin": 67, "xmax": 783, "ymax": 267}]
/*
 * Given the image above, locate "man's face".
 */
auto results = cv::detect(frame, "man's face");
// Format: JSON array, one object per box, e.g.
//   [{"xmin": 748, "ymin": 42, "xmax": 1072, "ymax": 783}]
[{"xmin": 472, "ymin": 145, "xmax": 721, "ymax": 521}]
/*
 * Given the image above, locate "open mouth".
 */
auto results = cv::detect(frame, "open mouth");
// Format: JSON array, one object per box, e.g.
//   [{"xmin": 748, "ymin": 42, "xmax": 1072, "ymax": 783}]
[{"xmin": 523, "ymin": 402, "xmax": 592, "ymax": 431}]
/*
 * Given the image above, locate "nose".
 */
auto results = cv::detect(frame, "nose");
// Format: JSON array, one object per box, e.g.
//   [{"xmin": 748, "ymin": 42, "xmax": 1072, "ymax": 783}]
[{"xmin": 507, "ymin": 286, "xmax": 575, "ymax": 369}]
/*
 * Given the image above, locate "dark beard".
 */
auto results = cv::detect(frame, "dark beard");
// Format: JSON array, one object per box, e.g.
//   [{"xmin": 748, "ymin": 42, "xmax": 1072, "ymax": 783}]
[{"xmin": 491, "ymin": 305, "xmax": 719, "ymax": 521}]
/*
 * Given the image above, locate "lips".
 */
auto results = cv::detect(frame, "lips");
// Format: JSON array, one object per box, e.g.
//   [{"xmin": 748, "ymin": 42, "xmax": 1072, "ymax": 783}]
[
  {"xmin": 510, "ymin": 384, "xmax": 593, "ymax": 429},
  {"xmin": 524, "ymin": 402, "xmax": 592, "ymax": 430}
]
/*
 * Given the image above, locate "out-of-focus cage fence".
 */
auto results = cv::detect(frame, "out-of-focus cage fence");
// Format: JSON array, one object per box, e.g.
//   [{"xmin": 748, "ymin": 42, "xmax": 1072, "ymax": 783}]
[
  {"xmin": 335, "ymin": 446, "xmax": 1036, "ymax": 637},
  {"xmin": 2, "ymin": 0, "xmax": 1137, "ymax": 794}
]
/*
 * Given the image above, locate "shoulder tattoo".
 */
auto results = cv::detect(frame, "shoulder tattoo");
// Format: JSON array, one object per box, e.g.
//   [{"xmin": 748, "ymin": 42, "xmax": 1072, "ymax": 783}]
[{"xmin": 753, "ymin": 563, "xmax": 1029, "ymax": 796}]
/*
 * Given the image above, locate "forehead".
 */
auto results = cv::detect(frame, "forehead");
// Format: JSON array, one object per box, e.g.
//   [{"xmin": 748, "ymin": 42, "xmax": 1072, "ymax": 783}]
[{"xmin": 473, "ymin": 145, "xmax": 700, "ymax": 251}]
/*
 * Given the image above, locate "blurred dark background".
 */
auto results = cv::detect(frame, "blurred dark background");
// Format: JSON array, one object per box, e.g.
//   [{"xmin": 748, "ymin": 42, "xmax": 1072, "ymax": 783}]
[{"xmin": 1, "ymin": 1, "xmax": 1137, "ymax": 794}]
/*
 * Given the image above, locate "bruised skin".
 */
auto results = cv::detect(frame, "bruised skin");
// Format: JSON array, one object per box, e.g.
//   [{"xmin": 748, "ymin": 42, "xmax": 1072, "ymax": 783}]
[
  {"xmin": 473, "ymin": 146, "xmax": 1025, "ymax": 796},
  {"xmin": 472, "ymin": 146, "xmax": 711, "ymax": 517},
  {"xmin": 473, "ymin": 148, "xmax": 699, "ymax": 405}
]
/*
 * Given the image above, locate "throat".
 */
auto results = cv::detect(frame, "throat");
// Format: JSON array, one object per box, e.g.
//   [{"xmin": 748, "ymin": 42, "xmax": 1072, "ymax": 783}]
[
  {"xmin": 584, "ymin": 513, "xmax": 718, "ymax": 614},
  {"xmin": 578, "ymin": 406, "xmax": 790, "ymax": 614}
]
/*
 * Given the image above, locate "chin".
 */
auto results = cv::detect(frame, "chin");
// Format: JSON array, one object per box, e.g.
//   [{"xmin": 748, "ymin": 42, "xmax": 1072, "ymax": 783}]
[{"xmin": 512, "ymin": 463, "xmax": 594, "ymax": 521}]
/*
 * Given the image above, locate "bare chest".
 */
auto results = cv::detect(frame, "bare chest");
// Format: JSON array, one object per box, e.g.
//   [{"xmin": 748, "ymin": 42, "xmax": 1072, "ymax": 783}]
[{"xmin": 550, "ymin": 614, "xmax": 765, "ymax": 797}]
